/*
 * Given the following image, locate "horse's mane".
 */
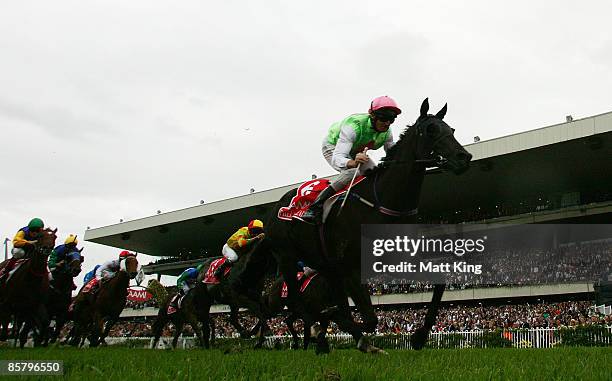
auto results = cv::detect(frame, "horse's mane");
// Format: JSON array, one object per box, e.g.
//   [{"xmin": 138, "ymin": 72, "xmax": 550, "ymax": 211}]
[{"xmin": 366, "ymin": 123, "xmax": 417, "ymax": 177}]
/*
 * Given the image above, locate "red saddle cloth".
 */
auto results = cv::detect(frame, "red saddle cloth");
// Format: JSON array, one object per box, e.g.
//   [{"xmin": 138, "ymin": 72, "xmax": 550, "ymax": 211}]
[
  {"xmin": 81, "ymin": 278, "xmax": 99, "ymax": 294},
  {"xmin": 203, "ymin": 258, "xmax": 231, "ymax": 285},
  {"xmin": 0, "ymin": 258, "xmax": 28, "ymax": 283},
  {"xmin": 277, "ymin": 177, "xmax": 366, "ymax": 221},
  {"xmin": 167, "ymin": 294, "xmax": 180, "ymax": 315},
  {"xmin": 281, "ymin": 272, "xmax": 318, "ymax": 298}
]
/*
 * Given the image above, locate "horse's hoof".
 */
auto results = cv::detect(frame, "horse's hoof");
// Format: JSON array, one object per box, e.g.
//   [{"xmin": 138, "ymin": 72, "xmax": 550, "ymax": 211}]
[{"xmin": 357, "ymin": 337, "xmax": 387, "ymax": 355}]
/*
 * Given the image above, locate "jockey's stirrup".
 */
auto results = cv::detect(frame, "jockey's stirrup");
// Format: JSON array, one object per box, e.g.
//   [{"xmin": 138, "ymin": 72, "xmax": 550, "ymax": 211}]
[{"xmin": 301, "ymin": 186, "xmax": 336, "ymax": 225}]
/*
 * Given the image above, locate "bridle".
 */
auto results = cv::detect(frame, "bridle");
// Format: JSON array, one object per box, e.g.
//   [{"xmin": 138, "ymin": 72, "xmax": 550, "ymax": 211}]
[{"xmin": 346, "ymin": 116, "xmax": 455, "ymax": 218}]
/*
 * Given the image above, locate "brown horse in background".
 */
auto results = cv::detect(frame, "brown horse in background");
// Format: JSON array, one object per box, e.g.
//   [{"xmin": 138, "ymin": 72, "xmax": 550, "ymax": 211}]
[
  {"xmin": 150, "ymin": 281, "xmax": 208, "ymax": 349},
  {"xmin": 0, "ymin": 228, "xmax": 57, "ymax": 348},
  {"xmin": 69, "ymin": 256, "xmax": 138, "ymax": 347},
  {"xmin": 44, "ymin": 251, "xmax": 83, "ymax": 345},
  {"xmin": 261, "ymin": 273, "xmax": 336, "ymax": 354}
]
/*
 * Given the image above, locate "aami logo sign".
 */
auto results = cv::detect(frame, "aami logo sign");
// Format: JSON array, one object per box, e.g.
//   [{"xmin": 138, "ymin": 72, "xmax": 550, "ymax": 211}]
[{"xmin": 127, "ymin": 287, "xmax": 153, "ymax": 303}]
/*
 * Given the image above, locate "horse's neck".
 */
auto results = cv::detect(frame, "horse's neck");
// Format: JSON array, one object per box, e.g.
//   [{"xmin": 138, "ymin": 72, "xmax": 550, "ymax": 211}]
[
  {"xmin": 365, "ymin": 130, "xmax": 425, "ymax": 215},
  {"xmin": 237, "ymin": 242, "xmax": 269, "ymax": 282},
  {"xmin": 52, "ymin": 270, "xmax": 73, "ymax": 290},
  {"xmin": 30, "ymin": 247, "xmax": 50, "ymax": 270},
  {"xmin": 106, "ymin": 271, "xmax": 129, "ymax": 295}
]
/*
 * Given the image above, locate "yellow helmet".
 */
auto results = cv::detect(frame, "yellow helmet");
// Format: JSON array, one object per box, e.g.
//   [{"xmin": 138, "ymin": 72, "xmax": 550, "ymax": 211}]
[
  {"xmin": 247, "ymin": 219, "xmax": 264, "ymax": 235},
  {"xmin": 64, "ymin": 234, "xmax": 78, "ymax": 246},
  {"xmin": 248, "ymin": 219, "xmax": 264, "ymax": 230}
]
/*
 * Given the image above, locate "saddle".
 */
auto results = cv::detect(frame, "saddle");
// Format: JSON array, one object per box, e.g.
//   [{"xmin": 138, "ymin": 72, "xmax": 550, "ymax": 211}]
[
  {"xmin": 167, "ymin": 290, "xmax": 193, "ymax": 315},
  {"xmin": 0, "ymin": 258, "xmax": 28, "ymax": 284},
  {"xmin": 277, "ymin": 177, "xmax": 366, "ymax": 223},
  {"xmin": 281, "ymin": 272, "xmax": 318, "ymax": 298},
  {"xmin": 203, "ymin": 258, "xmax": 232, "ymax": 285},
  {"xmin": 81, "ymin": 277, "xmax": 101, "ymax": 295}
]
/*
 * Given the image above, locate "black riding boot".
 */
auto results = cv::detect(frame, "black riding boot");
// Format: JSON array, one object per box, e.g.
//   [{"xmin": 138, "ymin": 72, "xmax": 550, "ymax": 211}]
[
  {"xmin": 301, "ymin": 186, "xmax": 337, "ymax": 225},
  {"xmin": 214, "ymin": 260, "xmax": 232, "ymax": 279}
]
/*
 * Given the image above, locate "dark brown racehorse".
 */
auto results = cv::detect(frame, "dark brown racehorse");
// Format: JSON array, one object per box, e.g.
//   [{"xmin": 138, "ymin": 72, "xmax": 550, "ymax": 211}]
[
  {"xmin": 0, "ymin": 228, "xmax": 57, "ymax": 348},
  {"xmin": 150, "ymin": 282, "xmax": 208, "ymax": 349},
  {"xmin": 44, "ymin": 251, "xmax": 83, "ymax": 345},
  {"xmin": 263, "ymin": 99, "xmax": 472, "ymax": 352},
  {"xmin": 262, "ymin": 273, "xmax": 335, "ymax": 354},
  {"xmin": 69, "ymin": 256, "xmax": 138, "ymax": 347},
  {"xmin": 196, "ymin": 239, "xmax": 275, "ymax": 348}
]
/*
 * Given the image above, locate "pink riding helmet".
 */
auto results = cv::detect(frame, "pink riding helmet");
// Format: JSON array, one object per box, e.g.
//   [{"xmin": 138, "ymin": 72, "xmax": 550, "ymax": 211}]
[{"xmin": 369, "ymin": 96, "xmax": 401, "ymax": 115}]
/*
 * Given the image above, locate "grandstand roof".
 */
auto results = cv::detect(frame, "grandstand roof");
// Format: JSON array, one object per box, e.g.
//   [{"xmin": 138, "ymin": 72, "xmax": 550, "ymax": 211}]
[{"xmin": 84, "ymin": 110, "xmax": 612, "ymax": 262}]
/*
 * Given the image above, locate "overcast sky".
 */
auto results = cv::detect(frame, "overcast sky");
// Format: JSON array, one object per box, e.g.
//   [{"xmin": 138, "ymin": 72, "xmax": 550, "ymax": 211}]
[{"xmin": 1, "ymin": 1, "xmax": 611, "ymax": 286}]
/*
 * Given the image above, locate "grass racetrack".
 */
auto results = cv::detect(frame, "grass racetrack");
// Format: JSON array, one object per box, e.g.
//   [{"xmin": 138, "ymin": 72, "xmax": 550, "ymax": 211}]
[{"xmin": 2, "ymin": 346, "xmax": 611, "ymax": 380}]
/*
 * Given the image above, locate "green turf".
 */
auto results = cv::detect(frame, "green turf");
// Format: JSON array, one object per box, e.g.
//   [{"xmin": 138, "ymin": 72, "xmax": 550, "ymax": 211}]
[{"xmin": 1, "ymin": 346, "xmax": 611, "ymax": 380}]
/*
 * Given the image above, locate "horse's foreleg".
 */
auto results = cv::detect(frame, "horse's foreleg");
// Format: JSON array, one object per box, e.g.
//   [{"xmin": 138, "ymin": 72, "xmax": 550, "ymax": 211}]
[
  {"xmin": 172, "ymin": 320, "xmax": 184, "ymax": 349},
  {"xmin": 197, "ymin": 312, "xmax": 209, "ymax": 349},
  {"xmin": 183, "ymin": 309, "xmax": 204, "ymax": 348},
  {"xmin": 234, "ymin": 296, "xmax": 269, "ymax": 349},
  {"xmin": 316, "ymin": 319, "xmax": 330, "ymax": 354},
  {"xmin": 11, "ymin": 315, "xmax": 21, "ymax": 348},
  {"xmin": 0, "ymin": 313, "xmax": 9, "ymax": 342},
  {"xmin": 19, "ymin": 318, "xmax": 31, "ymax": 349},
  {"xmin": 345, "ymin": 279, "xmax": 377, "ymax": 333},
  {"xmin": 285, "ymin": 314, "xmax": 299, "ymax": 350},
  {"xmin": 151, "ymin": 314, "xmax": 167, "ymax": 349},
  {"xmin": 343, "ymin": 276, "xmax": 387, "ymax": 354},
  {"xmin": 50, "ymin": 314, "xmax": 66, "ymax": 344},
  {"xmin": 99, "ymin": 318, "xmax": 116, "ymax": 345},
  {"xmin": 33, "ymin": 304, "xmax": 49, "ymax": 347},
  {"xmin": 89, "ymin": 313, "xmax": 104, "ymax": 347},
  {"xmin": 303, "ymin": 315, "xmax": 313, "ymax": 350},
  {"xmin": 228, "ymin": 305, "xmax": 249, "ymax": 338},
  {"xmin": 411, "ymin": 284, "xmax": 445, "ymax": 350},
  {"xmin": 209, "ymin": 316, "xmax": 216, "ymax": 347}
]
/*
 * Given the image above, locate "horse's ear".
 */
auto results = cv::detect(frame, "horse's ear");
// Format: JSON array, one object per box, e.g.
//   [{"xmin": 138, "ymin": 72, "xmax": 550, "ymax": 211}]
[
  {"xmin": 420, "ymin": 98, "xmax": 429, "ymax": 117},
  {"xmin": 435, "ymin": 103, "xmax": 448, "ymax": 120},
  {"xmin": 78, "ymin": 247, "xmax": 84, "ymax": 253}
]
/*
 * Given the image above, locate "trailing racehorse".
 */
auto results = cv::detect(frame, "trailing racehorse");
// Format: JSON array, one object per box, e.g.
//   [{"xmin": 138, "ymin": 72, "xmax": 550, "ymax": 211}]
[
  {"xmin": 263, "ymin": 99, "xmax": 472, "ymax": 352},
  {"xmin": 44, "ymin": 251, "xmax": 83, "ymax": 345},
  {"xmin": 149, "ymin": 279, "xmax": 208, "ymax": 349},
  {"xmin": 196, "ymin": 239, "xmax": 275, "ymax": 348},
  {"xmin": 0, "ymin": 228, "xmax": 57, "ymax": 348},
  {"xmin": 262, "ymin": 272, "xmax": 336, "ymax": 354},
  {"xmin": 69, "ymin": 256, "xmax": 138, "ymax": 347}
]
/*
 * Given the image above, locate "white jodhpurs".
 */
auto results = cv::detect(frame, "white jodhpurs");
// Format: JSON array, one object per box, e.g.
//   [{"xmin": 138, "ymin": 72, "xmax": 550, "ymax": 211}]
[{"xmin": 222, "ymin": 244, "xmax": 239, "ymax": 263}]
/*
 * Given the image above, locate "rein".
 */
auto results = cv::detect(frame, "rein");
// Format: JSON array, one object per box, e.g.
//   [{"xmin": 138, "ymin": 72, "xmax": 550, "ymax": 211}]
[
  {"xmin": 348, "ymin": 122, "xmax": 456, "ymax": 216},
  {"xmin": 345, "ymin": 171, "xmax": 418, "ymax": 218}
]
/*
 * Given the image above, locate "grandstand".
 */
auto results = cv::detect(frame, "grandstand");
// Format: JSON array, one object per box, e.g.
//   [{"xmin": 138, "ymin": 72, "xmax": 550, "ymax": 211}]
[{"xmin": 83, "ymin": 110, "xmax": 612, "ymax": 318}]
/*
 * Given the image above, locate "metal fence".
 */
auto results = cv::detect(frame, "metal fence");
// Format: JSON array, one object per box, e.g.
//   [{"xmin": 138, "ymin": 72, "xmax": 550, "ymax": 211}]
[{"xmin": 141, "ymin": 326, "xmax": 612, "ymax": 350}]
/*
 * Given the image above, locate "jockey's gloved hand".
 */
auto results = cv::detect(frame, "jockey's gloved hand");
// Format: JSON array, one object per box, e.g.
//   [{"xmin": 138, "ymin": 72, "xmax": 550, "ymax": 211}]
[{"xmin": 256, "ymin": 233, "xmax": 265, "ymax": 240}]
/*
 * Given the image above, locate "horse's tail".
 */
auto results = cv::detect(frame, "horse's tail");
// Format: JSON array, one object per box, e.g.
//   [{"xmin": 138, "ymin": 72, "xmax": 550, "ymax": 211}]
[{"xmin": 147, "ymin": 279, "xmax": 169, "ymax": 306}]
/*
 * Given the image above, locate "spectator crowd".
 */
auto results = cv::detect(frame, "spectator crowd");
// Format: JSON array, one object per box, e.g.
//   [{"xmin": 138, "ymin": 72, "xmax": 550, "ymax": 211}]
[{"xmin": 103, "ymin": 299, "xmax": 610, "ymax": 338}]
